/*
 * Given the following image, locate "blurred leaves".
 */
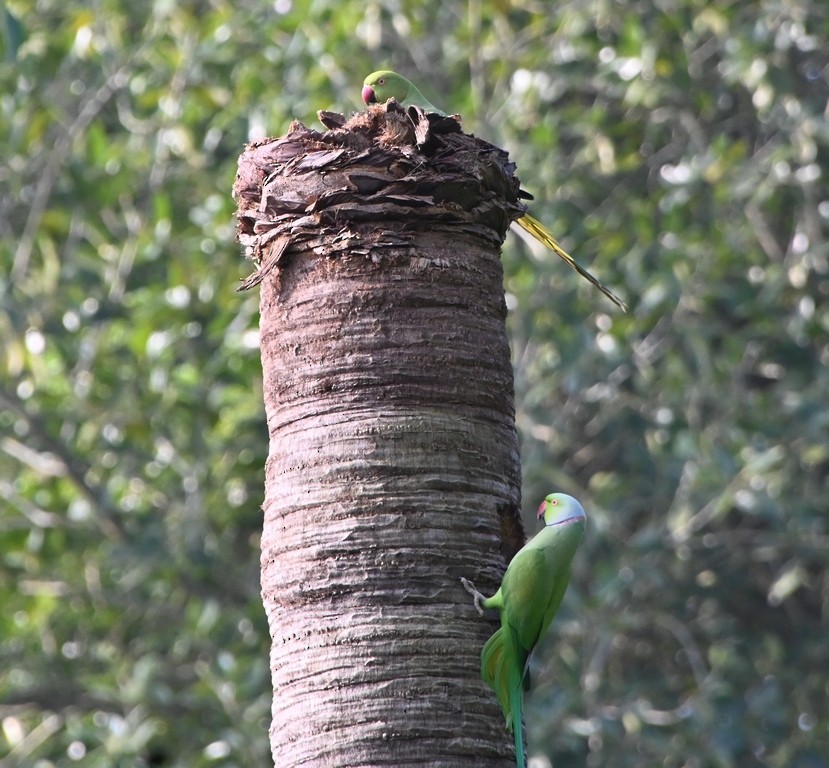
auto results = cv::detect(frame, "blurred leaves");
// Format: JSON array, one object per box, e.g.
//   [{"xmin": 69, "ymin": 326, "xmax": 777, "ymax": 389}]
[
  {"xmin": 0, "ymin": 0, "xmax": 827, "ymax": 766},
  {"xmin": 500, "ymin": 3, "xmax": 828, "ymax": 767}
]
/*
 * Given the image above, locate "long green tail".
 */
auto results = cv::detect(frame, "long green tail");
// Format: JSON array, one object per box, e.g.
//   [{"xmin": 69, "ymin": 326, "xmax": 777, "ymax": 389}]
[
  {"xmin": 481, "ymin": 627, "xmax": 526, "ymax": 768},
  {"xmin": 510, "ymin": 682, "xmax": 525, "ymax": 768}
]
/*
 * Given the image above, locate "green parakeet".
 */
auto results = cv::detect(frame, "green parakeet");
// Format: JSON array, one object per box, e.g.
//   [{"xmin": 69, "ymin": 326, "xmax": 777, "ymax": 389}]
[
  {"xmin": 362, "ymin": 69, "xmax": 446, "ymax": 115},
  {"xmin": 460, "ymin": 492, "xmax": 586, "ymax": 768},
  {"xmin": 361, "ymin": 70, "xmax": 626, "ymax": 310}
]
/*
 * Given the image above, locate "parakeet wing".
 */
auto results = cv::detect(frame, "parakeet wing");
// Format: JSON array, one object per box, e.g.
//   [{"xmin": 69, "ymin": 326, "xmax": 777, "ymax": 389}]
[{"xmin": 500, "ymin": 547, "xmax": 554, "ymax": 659}]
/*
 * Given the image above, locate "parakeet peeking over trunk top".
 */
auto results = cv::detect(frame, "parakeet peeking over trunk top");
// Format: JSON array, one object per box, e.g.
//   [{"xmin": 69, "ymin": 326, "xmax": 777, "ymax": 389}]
[
  {"xmin": 361, "ymin": 70, "xmax": 627, "ymax": 311},
  {"xmin": 362, "ymin": 69, "xmax": 446, "ymax": 115},
  {"xmin": 461, "ymin": 493, "xmax": 587, "ymax": 768}
]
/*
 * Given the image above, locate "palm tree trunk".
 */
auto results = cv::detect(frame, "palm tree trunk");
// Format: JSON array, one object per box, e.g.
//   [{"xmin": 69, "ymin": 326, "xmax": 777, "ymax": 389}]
[{"xmin": 235, "ymin": 105, "xmax": 526, "ymax": 767}]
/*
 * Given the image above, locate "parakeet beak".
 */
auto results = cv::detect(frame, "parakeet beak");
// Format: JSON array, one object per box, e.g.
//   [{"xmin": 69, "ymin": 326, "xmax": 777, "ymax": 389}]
[
  {"xmin": 537, "ymin": 500, "xmax": 547, "ymax": 519},
  {"xmin": 361, "ymin": 85, "xmax": 376, "ymax": 105}
]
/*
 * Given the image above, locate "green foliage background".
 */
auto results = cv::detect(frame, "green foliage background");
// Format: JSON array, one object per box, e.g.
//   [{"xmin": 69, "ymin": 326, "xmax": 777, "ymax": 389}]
[{"xmin": 1, "ymin": 1, "xmax": 826, "ymax": 766}]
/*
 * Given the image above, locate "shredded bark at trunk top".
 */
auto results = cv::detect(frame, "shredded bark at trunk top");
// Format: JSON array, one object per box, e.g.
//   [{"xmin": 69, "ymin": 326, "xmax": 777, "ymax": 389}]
[{"xmin": 233, "ymin": 100, "xmax": 530, "ymax": 293}]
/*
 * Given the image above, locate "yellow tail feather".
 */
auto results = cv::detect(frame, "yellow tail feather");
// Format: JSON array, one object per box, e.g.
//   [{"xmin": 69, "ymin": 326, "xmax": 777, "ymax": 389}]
[{"xmin": 515, "ymin": 213, "xmax": 628, "ymax": 311}]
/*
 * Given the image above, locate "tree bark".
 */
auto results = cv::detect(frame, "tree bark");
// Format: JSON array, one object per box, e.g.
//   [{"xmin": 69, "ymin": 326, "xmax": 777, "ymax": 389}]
[{"xmin": 234, "ymin": 103, "xmax": 527, "ymax": 767}]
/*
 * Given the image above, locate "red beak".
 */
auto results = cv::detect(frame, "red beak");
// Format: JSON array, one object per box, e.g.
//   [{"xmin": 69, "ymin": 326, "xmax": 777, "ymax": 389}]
[
  {"xmin": 537, "ymin": 500, "xmax": 547, "ymax": 519},
  {"xmin": 361, "ymin": 85, "xmax": 376, "ymax": 105}
]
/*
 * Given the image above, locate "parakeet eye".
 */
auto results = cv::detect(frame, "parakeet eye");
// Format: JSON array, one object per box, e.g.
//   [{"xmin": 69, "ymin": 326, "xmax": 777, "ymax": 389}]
[{"xmin": 551, "ymin": 498, "xmax": 558, "ymax": 505}]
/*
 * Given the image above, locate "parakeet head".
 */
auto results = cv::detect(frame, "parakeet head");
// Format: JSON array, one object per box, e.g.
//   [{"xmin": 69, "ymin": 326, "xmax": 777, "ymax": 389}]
[
  {"xmin": 362, "ymin": 70, "xmax": 407, "ymax": 106},
  {"xmin": 537, "ymin": 493, "xmax": 587, "ymax": 527}
]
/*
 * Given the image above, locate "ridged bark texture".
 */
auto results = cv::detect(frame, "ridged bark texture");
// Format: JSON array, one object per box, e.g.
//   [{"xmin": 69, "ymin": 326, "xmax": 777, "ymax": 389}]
[{"xmin": 234, "ymin": 103, "xmax": 527, "ymax": 767}]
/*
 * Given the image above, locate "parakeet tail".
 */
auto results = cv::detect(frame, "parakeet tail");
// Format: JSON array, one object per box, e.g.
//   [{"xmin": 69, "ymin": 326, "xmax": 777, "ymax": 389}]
[
  {"xmin": 514, "ymin": 214, "xmax": 628, "ymax": 311},
  {"xmin": 481, "ymin": 628, "xmax": 526, "ymax": 768},
  {"xmin": 481, "ymin": 628, "xmax": 512, "ymax": 724},
  {"xmin": 511, "ymin": 684, "xmax": 525, "ymax": 768}
]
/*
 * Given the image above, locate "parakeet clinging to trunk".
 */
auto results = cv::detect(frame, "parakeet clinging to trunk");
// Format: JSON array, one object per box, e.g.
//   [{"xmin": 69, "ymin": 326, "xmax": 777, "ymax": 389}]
[
  {"xmin": 460, "ymin": 492, "xmax": 586, "ymax": 768},
  {"xmin": 361, "ymin": 70, "xmax": 627, "ymax": 310}
]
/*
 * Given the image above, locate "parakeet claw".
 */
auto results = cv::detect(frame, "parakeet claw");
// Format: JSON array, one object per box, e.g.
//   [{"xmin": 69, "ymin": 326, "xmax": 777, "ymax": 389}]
[{"xmin": 460, "ymin": 577, "xmax": 486, "ymax": 616}]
